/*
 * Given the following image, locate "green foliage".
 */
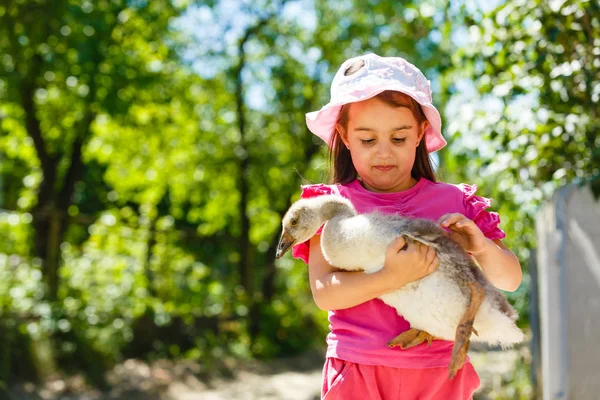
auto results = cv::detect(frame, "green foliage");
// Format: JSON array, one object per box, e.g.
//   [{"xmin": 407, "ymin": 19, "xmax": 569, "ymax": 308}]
[
  {"xmin": 444, "ymin": 0, "xmax": 599, "ymax": 224},
  {"xmin": 441, "ymin": 0, "xmax": 599, "ymax": 325},
  {"xmin": 474, "ymin": 348, "xmax": 534, "ymax": 400},
  {"xmin": 1, "ymin": 0, "xmax": 449, "ymax": 380},
  {"xmin": 3, "ymin": 0, "xmax": 592, "ymax": 391}
]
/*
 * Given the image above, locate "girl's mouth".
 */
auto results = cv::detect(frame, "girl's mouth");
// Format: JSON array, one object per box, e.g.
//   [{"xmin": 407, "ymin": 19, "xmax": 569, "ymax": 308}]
[{"xmin": 374, "ymin": 165, "xmax": 395, "ymax": 172}]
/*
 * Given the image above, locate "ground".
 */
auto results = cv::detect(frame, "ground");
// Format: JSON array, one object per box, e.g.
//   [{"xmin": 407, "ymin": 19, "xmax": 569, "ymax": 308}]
[{"xmin": 8, "ymin": 343, "xmax": 532, "ymax": 400}]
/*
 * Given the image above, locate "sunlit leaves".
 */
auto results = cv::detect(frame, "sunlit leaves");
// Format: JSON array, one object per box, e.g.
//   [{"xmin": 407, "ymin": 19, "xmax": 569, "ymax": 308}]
[
  {"xmin": 0, "ymin": 0, "xmax": 497, "ymax": 371},
  {"xmin": 447, "ymin": 0, "xmax": 599, "ymax": 199},
  {"xmin": 443, "ymin": 0, "xmax": 599, "ymax": 321}
]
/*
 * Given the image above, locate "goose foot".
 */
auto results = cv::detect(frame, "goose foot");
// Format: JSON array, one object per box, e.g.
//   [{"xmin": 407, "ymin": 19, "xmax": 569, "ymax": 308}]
[
  {"xmin": 449, "ymin": 281, "xmax": 485, "ymax": 380},
  {"xmin": 387, "ymin": 328, "xmax": 442, "ymax": 349}
]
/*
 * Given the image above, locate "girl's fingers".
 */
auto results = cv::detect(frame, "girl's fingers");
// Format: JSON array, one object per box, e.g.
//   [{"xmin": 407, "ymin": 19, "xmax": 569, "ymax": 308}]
[
  {"xmin": 437, "ymin": 213, "xmax": 451, "ymax": 225},
  {"xmin": 419, "ymin": 242, "xmax": 429, "ymax": 257},
  {"xmin": 439, "ymin": 213, "xmax": 468, "ymax": 228},
  {"xmin": 419, "ymin": 244, "xmax": 437, "ymax": 267},
  {"xmin": 431, "ymin": 248, "xmax": 438, "ymax": 265},
  {"xmin": 448, "ymin": 231, "xmax": 461, "ymax": 242},
  {"xmin": 438, "ymin": 213, "xmax": 460, "ymax": 226},
  {"xmin": 425, "ymin": 245, "xmax": 434, "ymax": 260},
  {"xmin": 426, "ymin": 247, "xmax": 438, "ymax": 273},
  {"xmin": 388, "ymin": 236, "xmax": 408, "ymax": 254},
  {"xmin": 431, "ymin": 256, "xmax": 439, "ymax": 272},
  {"xmin": 427, "ymin": 253, "xmax": 438, "ymax": 272},
  {"xmin": 444, "ymin": 217, "xmax": 477, "ymax": 234},
  {"xmin": 394, "ymin": 236, "xmax": 406, "ymax": 248}
]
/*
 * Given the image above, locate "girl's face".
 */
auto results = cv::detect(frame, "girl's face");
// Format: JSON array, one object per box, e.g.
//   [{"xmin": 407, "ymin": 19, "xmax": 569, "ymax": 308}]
[{"xmin": 338, "ymin": 96, "xmax": 427, "ymax": 193}]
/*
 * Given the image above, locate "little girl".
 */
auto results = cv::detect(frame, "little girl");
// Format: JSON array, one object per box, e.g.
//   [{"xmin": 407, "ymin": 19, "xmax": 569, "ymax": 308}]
[{"xmin": 291, "ymin": 53, "xmax": 522, "ymax": 400}]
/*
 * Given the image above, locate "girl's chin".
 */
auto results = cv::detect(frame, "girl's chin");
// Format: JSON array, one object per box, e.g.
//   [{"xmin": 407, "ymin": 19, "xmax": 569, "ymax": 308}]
[
  {"xmin": 361, "ymin": 174, "xmax": 414, "ymax": 192},
  {"xmin": 361, "ymin": 179, "xmax": 400, "ymax": 192}
]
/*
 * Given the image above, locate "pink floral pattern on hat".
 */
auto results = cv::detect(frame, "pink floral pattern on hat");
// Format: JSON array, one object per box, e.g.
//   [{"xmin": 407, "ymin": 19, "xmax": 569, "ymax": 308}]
[{"xmin": 306, "ymin": 53, "xmax": 446, "ymax": 153}]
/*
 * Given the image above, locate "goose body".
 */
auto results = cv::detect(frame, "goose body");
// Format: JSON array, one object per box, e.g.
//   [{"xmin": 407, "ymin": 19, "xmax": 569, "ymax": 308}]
[
  {"xmin": 320, "ymin": 211, "xmax": 523, "ymax": 346},
  {"xmin": 277, "ymin": 194, "xmax": 524, "ymax": 352}
]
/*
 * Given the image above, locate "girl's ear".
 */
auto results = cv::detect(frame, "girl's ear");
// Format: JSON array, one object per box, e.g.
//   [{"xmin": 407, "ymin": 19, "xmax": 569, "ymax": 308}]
[
  {"xmin": 418, "ymin": 120, "xmax": 429, "ymax": 143},
  {"xmin": 336, "ymin": 124, "xmax": 350, "ymax": 148}
]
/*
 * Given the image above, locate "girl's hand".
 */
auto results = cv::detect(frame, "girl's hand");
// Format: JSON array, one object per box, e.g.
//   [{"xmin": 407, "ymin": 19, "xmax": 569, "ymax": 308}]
[
  {"xmin": 438, "ymin": 213, "xmax": 489, "ymax": 256},
  {"xmin": 381, "ymin": 236, "xmax": 439, "ymax": 290}
]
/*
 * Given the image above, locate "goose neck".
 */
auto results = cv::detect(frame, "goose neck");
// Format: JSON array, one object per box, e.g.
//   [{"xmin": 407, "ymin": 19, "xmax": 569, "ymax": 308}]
[{"xmin": 320, "ymin": 199, "xmax": 356, "ymax": 222}]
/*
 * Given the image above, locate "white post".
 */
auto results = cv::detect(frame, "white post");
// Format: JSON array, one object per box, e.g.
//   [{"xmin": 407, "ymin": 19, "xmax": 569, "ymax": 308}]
[{"xmin": 536, "ymin": 191, "xmax": 569, "ymax": 400}]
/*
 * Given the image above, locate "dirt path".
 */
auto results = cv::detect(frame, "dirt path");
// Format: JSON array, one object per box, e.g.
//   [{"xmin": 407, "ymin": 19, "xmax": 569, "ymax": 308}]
[{"xmin": 8, "ymin": 345, "xmax": 530, "ymax": 400}]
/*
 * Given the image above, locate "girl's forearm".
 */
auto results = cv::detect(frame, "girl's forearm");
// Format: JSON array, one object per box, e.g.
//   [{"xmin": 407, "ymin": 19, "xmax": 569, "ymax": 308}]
[
  {"xmin": 311, "ymin": 269, "xmax": 398, "ymax": 311},
  {"xmin": 472, "ymin": 239, "xmax": 522, "ymax": 292}
]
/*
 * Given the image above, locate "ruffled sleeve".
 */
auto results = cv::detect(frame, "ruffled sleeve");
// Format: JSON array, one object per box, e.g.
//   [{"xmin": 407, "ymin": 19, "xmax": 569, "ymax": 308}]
[
  {"xmin": 458, "ymin": 183, "xmax": 506, "ymax": 241},
  {"xmin": 291, "ymin": 184, "xmax": 335, "ymax": 264}
]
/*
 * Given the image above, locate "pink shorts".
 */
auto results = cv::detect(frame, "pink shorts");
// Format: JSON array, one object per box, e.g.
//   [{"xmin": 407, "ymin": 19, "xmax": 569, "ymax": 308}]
[{"xmin": 322, "ymin": 358, "xmax": 480, "ymax": 400}]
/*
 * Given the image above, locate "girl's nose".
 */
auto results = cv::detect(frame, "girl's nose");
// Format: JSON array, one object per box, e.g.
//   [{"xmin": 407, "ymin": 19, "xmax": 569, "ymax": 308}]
[{"xmin": 375, "ymin": 141, "xmax": 393, "ymax": 158}]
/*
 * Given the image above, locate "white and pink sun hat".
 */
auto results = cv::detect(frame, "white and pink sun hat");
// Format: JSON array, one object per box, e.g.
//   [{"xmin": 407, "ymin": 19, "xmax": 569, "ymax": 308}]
[{"xmin": 306, "ymin": 53, "xmax": 446, "ymax": 153}]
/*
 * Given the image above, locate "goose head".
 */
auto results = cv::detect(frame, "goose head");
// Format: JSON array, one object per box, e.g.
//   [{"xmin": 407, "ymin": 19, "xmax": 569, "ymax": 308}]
[{"xmin": 276, "ymin": 195, "xmax": 356, "ymax": 259}]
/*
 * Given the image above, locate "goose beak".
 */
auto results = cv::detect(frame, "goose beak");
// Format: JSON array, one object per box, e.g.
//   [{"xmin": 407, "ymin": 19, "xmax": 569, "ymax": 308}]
[{"xmin": 276, "ymin": 230, "xmax": 296, "ymax": 259}]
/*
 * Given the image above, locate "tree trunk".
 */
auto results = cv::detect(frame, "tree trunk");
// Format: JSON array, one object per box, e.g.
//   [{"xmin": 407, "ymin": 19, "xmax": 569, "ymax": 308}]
[
  {"xmin": 145, "ymin": 216, "xmax": 159, "ymax": 298},
  {"xmin": 231, "ymin": 2, "xmax": 290, "ymax": 344},
  {"xmin": 45, "ymin": 209, "xmax": 63, "ymax": 300},
  {"xmin": 261, "ymin": 107, "xmax": 321, "ymax": 301}
]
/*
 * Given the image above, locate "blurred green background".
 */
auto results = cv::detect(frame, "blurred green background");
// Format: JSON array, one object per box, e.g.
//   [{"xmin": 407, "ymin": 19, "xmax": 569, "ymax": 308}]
[{"xmin": 0, "ymin": 0, "xmax": 597, "ymax": 398}]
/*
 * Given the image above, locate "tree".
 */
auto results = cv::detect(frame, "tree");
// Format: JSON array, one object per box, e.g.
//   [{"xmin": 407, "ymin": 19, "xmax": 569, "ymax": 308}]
[
  {"xmin": 0, "ymin": 0, "xmax": 479, "ymax": 386},
  {"xmin": 186, "ymin": 0, "xmax": 454, "ymax": 353},
  {"xmin": 0, "ymin": 0, "xmax": 198, "ymax": 383},
  {"xmin": 442, "ymin": 0, "xmax": 599, "ymax": 316},
  {"xmin": 0, "ymin": 0, "xmax": 189, "ymax": 300}
]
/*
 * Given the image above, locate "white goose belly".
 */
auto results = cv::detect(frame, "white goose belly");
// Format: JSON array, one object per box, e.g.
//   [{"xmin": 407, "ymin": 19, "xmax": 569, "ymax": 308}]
[
  {"xmin": 321, "ymin": 218, "xmax": 469, "ymax": 340},
  {"xmin": 379, "ymin": 272, "xmax": 467, "ymax": 340}
]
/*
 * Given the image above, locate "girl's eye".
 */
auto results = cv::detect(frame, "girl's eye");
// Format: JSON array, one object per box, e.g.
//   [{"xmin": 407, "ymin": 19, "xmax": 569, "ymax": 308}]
[
  {"xmin": 393, "ymin": 138, "xmax": 407, "ymax": 144},
  {"xmin": 360, "ymin": 139, "xmax": 375, "ymax": 145}
]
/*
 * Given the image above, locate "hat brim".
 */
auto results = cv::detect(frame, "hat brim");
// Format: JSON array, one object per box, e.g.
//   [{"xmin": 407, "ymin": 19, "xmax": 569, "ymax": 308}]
[{"xmin": 306, "ymin": 85, "xmax": 446, "ymax": 153}]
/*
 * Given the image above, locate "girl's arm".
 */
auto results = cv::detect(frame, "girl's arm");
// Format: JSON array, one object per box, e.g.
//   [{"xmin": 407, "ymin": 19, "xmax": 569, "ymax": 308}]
[
  {"xmin": 471, "ymin": 239, "xmax": 522, "ymax": 292},
  {"xmin": 308, "ymin": 234, "xmax": 439, "ymax": 311},
  {"xmin": 439, "ymin": 213, "xmax": 522, "ymax": 292}
]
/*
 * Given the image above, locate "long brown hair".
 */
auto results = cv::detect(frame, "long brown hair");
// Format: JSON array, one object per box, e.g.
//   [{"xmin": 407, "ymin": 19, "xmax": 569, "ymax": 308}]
[{"xmin": 328, "ymin": 90, "xmax": 437, "ymax": 184}]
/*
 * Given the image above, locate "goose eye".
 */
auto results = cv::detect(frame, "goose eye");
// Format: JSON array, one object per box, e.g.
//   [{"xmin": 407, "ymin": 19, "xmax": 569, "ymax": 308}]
[{"xmin": 291, "ymin": 218, "xmax": 298, "ymax": 226}]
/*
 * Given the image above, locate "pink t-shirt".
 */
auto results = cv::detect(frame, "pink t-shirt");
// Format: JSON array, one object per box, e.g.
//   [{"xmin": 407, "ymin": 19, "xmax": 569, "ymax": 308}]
[{"xmin": 292, "ymin": 177, "xmax": 505, "ymax": 369}]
